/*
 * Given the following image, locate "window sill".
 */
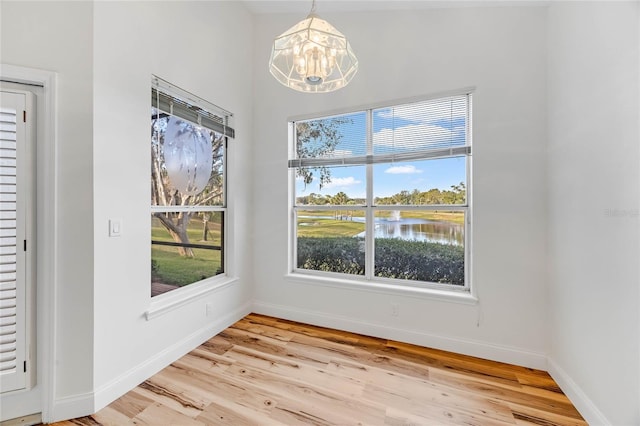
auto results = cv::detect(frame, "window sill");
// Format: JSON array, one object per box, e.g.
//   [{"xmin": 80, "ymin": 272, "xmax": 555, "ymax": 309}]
[
  {"xmin": 284, "ymin": 273, "xmax": 478, "ymax": 306},
  {"xmin": 146, "ymin": 275, "xmax": 238, "ymax": 321}
]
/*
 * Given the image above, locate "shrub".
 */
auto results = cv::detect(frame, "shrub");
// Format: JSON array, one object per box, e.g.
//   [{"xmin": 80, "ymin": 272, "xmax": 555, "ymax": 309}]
[
  {"xmin": 297, "ymin": 237, "xmax": 365, "ymax": 275},
  {"xmin": 297, "ymin": 237, "xmax": 464, "ymax": 285}
]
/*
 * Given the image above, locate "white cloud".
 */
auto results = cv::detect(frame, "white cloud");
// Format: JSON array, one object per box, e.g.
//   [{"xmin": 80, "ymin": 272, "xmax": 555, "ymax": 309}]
[
  {"xmin": 323, "ymin": 176, "xmax": 361, "ymax": 189},
  {"xmin": 384, "ymin": 165, "xmax": 423, "ymax": 174}
]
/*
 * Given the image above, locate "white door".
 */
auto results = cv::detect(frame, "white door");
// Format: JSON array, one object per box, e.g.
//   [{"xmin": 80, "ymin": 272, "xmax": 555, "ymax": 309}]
[{"xmin": 0, "ymin": 90, "xmax": 34, "ymax": 394}]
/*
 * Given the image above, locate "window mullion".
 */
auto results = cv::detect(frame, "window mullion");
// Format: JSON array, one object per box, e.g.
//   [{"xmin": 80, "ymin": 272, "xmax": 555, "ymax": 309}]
[
  {"xmin": 290, "ymin": 122, "xmax": 297, "ymax": 274},
  {"xmin": 365, "ymin": 109, "xmax": 374, "ymax": 280}
]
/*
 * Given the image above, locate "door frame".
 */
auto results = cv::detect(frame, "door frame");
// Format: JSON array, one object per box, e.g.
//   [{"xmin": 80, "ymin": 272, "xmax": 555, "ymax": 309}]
[{"xmin": 0, "ymin": 64, "xmax": 57, "ymax": 423}]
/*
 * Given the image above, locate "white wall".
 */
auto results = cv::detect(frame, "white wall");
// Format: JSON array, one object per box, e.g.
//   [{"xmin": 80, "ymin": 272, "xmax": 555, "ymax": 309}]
[
  {"xmin": 252, "ymin": 6, "xmax": 549, "ymax": 368},
  {"xmin": 547, "ymin": 2, "xmax": 640, "ymax": 425},
  {"xmin": 0, "ymin": 0, "xmax": 95, "ymax": 420},
  {"xmin": 1, "ymin": 1, "xmax": 254, "ymax": 422},
  {"xmin": 92, "ymin": 0, "xmax": 254, "ymax": 415}
]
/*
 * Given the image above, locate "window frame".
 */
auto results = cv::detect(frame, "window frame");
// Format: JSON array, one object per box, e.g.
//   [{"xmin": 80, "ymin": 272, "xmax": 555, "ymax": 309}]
[
  {"xmin": 150, "ymin": 76, "xmax": 234, "ymax": 300},
  {"xmin": 288, "ymin": 90, "xmax": 473, "ymax": 294}
]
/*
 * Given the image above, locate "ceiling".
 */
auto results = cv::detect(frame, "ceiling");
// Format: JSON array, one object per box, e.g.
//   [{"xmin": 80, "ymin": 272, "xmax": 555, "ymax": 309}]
[{"xmin": 241, "ymin": 0, "xmax": 549, "ymax": 15}]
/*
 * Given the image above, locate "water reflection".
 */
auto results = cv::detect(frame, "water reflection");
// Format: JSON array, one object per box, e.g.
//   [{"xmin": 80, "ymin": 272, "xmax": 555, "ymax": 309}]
[
  {"xmin": 298, "ymin": 214, "xmax": 464, "ymax": 246},
  {"xmin": 371, "ymin": 219, "xmax": 463, "ymax": 246}
]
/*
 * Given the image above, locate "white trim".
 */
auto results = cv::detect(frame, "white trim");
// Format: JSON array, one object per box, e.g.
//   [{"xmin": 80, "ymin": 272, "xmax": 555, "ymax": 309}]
[
  {"xmin": 547, "ymin": 358, "xmax": 611, "ymax": 426},
  {"xmin": 253, "ymin": 300, "xmax": 546, "ymax": 370},
  {"xmin": 285, "ymin": 273, "xmax": 475, "ymax": 304},
  {"xmin": 0, "ymin": 64, "xmax": 57, "ymax": 424},
  {"xmin": 146, "ymin": 276, "xmax": 238, "ymax": 320},
  {"xmin": 94, "ymin": 300, "xmax": 252, "ymax": 415},
  {"xmin": 48, "ymin": 392, "xmax": 94, "ymax": 424}
]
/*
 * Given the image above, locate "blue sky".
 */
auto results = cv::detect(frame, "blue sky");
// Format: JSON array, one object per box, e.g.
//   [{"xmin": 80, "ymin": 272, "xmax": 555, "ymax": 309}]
[{"xmin": 295, "ymin": 99, "xmax": 468, "ymax": 199}]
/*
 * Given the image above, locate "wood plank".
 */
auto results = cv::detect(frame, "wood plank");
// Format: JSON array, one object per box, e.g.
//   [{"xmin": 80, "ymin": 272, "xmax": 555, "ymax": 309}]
[
  {"xmin": 90, "ymin": 406, "xmax": 135, "ymax": 425},
  {"xmin": 107, "ymin": 387, "xmax": 154, "ymax": 419},
  {"xmin": 363, "ymin": 379, "xmax": 517, "ymax": 425},
  {"xmin": 131, "ymin": 384, "xmax": 203, "ymax": 418},
  {"xmin": 231, "ymin": 317, "xmax": 296, "ymax": 342},
  {"xmin": 225, "ymin": 345, "xmax": 366, "ymax": 398},
  {"xmin": 133, "ymin": 402, "xmax": 206, "ymax": 426},
  {"xmin": 219, "ymin": 363, "xmax": 387, "ymax": 424},
  {"xmin": 429, "ymin": 367, "xmax": 584, "ymax": 420},
  {"xmin": 507, "ymin": 402, "xmax": 588, "ymax": 426},
  {"xmin": 195, "ymin": 400, "xmax": 285, "ymax": 426}
]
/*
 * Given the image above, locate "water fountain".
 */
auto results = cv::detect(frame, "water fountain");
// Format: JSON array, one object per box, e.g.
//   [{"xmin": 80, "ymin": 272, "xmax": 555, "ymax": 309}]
[{"xmin": 389, "ymin": 210, "xmax": 401, "ymax": 221}]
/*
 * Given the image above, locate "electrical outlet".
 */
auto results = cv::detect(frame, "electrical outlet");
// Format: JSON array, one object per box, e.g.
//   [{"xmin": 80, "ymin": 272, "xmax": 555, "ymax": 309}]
[
  {"xmin": 391, "ymin": 303, "xmax": 399, "ymax": 317},
  {"xmin": 205, "ymin": 303, "xmax": 212, "ymax": 317}
]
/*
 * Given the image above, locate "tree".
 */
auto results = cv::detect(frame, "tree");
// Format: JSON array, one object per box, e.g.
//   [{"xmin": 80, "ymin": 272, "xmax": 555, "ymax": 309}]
[
  {"xmin": 151, "ymin": 115, "xmax": 224, "ymax": 258},
  {"xmin": 392, "ymin": 190, "xmax": 412, "ymax": 205},
  {"xmin": 331, "ymin": 191, "xmax": 350, "ymax": 219},
  {"xmin": 373, "ymin": 183, "xmax": 465, "ymax": 208},
  {"xmin": 295, "ymin": 117, "xmax": 350, "ymax": 190},
  {"xmin": 442, "ymin": 182, "xmax": 466, "ymax": 204}
]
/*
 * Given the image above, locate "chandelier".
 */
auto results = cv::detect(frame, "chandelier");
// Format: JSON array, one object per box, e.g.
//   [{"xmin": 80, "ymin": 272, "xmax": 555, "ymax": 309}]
[{"xmin": 268, "ymin": 0, "xmax": 358, "ymax": 93}]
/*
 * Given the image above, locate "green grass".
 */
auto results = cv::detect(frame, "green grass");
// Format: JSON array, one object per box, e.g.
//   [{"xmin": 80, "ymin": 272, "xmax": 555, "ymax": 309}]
[
  {"xmin": 152, "ymin": 246, "xmax": 221, "ymax": 286},
  {"xmin": 298, "ymin": 209, "xmax": 464, "ymax": 225},
  {"xmin": 298, "ymin": 209, "xmax": 365, "ymax": 218},
  {"xmin": 297, "ymin": 218, "xmax": 365, "ymax": 237},
  {"xmin": 151, "ymin": 215, "xmax": 223, "ymax": 286},
  {"xmin": 151, "ymin": 217, "xmax": 222, "ymax": 245}
]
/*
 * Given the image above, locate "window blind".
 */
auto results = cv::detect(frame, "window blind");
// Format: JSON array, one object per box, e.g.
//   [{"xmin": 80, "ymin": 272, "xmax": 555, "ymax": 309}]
[
  {"xmin": 151, "ymin": 76, "xmax": 235, "ymax": 139},
  {"xmin": 289, "ymin": 94, "xmax": 471, "ymax": 168}
]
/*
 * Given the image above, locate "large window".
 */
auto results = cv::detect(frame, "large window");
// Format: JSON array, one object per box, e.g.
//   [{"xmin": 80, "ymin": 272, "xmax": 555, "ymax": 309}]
[
  {"xmin": 290, "ymin": 93, "xmax": 471, "ymax": 290},
  {"xmin": 151, "ymin": 77, "xmax": 234, "ymax": 297}
]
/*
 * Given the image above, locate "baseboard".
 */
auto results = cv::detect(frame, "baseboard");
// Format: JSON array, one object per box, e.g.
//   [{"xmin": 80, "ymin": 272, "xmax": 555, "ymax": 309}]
[
  {"xmin": 48, "ymin": 392, "xmax": 94, "ymax": 424},
  {"xmin": 91, "ymin": 300, "xmax": 252, "ymax": 417},
  {"xmin": 547, "ymin": 358, "xmax": 611, "ymax": 426},
  {"xmin": 252, "ymin": 301, "xmax": 547, "ymax": 370}
]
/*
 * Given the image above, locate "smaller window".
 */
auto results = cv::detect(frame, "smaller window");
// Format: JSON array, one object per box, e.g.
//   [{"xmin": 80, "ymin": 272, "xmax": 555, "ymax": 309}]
[{"xmin": 150, "ymin": 77, "xmax": 234, "ymax": 297}]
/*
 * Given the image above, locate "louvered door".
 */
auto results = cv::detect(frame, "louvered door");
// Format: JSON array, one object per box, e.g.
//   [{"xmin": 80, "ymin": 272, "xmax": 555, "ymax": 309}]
[{"xmin": 0, "ymin": 91, "xmax": 30, "ymax": 393}]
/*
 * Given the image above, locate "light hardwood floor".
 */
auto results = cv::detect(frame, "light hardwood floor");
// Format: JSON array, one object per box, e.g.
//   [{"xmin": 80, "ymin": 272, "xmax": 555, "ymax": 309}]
[{"xmin": 49, "ymin": 314, "xmax": 586, "ymax": 425}]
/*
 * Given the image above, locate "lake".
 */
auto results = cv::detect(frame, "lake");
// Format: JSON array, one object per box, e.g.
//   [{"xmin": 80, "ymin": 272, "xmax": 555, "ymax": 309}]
[
  {"xmin": 299, "ymin": 214, "xmax": 464, "ymax": 246},
  {"xmin": 355, "ymin": 217, "xmax": 464, "ymax": 246}
]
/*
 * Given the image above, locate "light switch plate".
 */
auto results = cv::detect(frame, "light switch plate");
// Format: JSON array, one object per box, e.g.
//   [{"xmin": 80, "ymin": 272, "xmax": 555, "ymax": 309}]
[{"xmin": 109, "ymin": 219, "xmax": 122, "ymax": 237}]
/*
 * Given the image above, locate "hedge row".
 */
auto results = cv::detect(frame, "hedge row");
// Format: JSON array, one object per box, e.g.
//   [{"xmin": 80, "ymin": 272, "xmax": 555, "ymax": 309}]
[{"xmin": 297, "ymin": 237, "xmax": 464, "ymax": 285}]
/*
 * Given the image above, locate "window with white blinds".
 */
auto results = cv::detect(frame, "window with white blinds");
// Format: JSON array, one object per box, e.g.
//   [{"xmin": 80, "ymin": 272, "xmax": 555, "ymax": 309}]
[
  {"xmin": 289, "ymin": 92, "xmax": 472, "ymax": 290},
  {"xmin": 289, "ymin": 95, "xmax": 470, "ymax": 168},
  {"xmin": 0, "ymin": 91, "xmax": 29, "ymax": 394}
]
